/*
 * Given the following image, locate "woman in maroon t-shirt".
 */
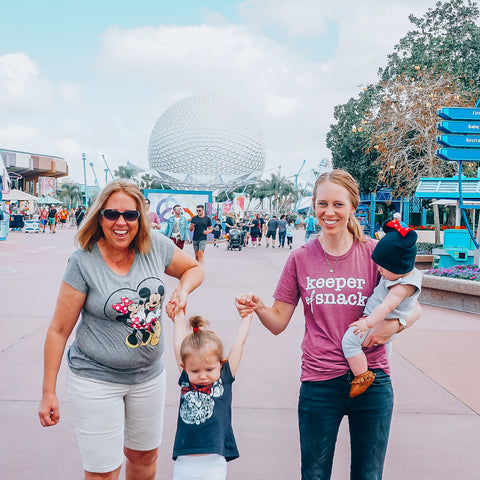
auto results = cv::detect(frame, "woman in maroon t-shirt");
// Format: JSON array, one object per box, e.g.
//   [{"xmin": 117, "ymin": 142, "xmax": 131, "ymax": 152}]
[{"xmin": 236, "ymin": 170, "xmax": 420, "ymax": 479}]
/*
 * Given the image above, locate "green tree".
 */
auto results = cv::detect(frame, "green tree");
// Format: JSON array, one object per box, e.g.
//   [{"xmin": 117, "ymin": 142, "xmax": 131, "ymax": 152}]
[
  {"xmin": 379, "ymin": 0, "xmax": 480, "ymax": 88},
  {"xmin": 139, "ymin": 173, "xmax": 155, "ymax": 190},
  {"xmin": 366, "ymin": 69, "xmax": 478, "ymax": 242},
  {"xmin": 326, "ymin": 87, "xmax": 380, "ymax": 193},
  {"xmin": 327, "ymin": 0, "xmax": 480, "ymax": 198},
  {"xmin": 114, "ymin": 165, "xmax": 137, "ymax": 180},
  {"xmin": 59, "ymin": 181, "xmax": 83, "ymax": 208}
]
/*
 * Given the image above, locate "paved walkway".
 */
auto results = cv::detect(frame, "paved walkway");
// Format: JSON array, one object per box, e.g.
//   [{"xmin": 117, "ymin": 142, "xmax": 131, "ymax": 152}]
[{"xmin": 0, "ymin": 227, "xmax": 479, "ymax": 479}]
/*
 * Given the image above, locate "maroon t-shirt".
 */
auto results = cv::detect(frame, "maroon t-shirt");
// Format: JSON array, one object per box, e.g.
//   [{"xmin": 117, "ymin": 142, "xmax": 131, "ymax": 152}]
[{"xmin": 274, "ymin": 236, "xmax": 389, "ymax": 382}]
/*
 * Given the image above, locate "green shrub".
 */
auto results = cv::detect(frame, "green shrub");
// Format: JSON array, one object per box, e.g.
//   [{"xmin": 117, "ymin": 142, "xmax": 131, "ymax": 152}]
[{"xmin": 416, "ymin": 242, "xmax": 442, "ymax": 254}]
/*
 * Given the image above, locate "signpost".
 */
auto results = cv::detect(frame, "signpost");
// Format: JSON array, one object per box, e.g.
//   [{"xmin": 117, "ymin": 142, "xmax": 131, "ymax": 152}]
[{"xmin": 436, "ymin": 106, "xmax": 480, "ymax": 258}]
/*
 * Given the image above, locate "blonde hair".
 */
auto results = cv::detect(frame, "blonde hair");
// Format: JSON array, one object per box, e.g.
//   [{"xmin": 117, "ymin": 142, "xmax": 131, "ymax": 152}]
[
  {"xmin": 75, "ymin": 179, "xmax": 152, "ymax": 254},
  {"xmin": 312, "ymin": 169, "xmax": 366, "ymax": 243},
  {"xmin": 180, "ymin": 316, "xmax": 224, "ymax": 364}
]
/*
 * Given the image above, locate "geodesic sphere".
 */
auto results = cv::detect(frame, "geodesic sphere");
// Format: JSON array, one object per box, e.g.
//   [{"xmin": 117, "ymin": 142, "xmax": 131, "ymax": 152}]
[{"xmin": 148, "ymin": 95, "xmax": 265, "ymax": 189}]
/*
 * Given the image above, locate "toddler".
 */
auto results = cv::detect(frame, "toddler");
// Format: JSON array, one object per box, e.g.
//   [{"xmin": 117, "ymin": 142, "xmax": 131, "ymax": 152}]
[
  {"xmin": 172, "ymin": 310, "xmax": 252, "ymax": 479},
  {"xmin": 342, "ymin": 219, "xmax": 422, "ymax": 397}
]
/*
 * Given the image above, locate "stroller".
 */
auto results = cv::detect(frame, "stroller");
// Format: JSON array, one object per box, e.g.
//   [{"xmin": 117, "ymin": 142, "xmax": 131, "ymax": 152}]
[{"xmin": 227, "ymin": 228, "xmax": 243, "ymax": 251}]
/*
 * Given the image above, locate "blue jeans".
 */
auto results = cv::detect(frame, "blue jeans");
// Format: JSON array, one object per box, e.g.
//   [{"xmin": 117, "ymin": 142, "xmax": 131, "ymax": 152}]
[
  {"xmin": 298, "ymin": 369, "xmax": 393, "ymax": 480},
  {"xmin": 305, "ymin": 230, "xmax": 315, "ymax": 243}
]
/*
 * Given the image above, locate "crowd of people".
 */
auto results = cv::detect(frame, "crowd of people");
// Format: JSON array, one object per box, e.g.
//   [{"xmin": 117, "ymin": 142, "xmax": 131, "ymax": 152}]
[
  {"xmin": 5, "ymin": 204, "xmax": 88, "ymax": 233},
  {"xmin": 5, "ymin": 195, "xmax": 316, "ymax": 257},
  {"xmin": 37, "ymin": 172, "xmax": 420, "ymax": 480}
]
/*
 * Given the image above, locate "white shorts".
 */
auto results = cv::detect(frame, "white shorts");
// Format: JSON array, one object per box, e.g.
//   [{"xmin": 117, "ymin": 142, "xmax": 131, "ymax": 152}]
[
  {"xmin": 66, "ymin": 369, "xmax": 166, "ymax": 473},
  {"xmin": 173, "ymin": 454, "xmax": 227, "ymax": 480}
]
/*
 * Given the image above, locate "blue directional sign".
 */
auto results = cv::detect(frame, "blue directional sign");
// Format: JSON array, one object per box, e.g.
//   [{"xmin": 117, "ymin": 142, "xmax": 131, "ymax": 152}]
[
  {"xmin": 436, "ymin": 134, "xmax": 480, "ymax": 148},
  {"xmin": 436, "ymin": 107, "xmax": 480, "ymax": 162},
  {"xmin": 437, "ymin": 120, "xmax": 480, "ymax": 135},
  {"xmin": 437, "ymin": 107, "xmax": 480, "ymax": 121},
  {"xmin": 436, "ymin": 148, "xmax": 480, "ymax": 162},
  {"xmin": 436, "ymin": 105, "xmax": 480, "ymax": 249}
]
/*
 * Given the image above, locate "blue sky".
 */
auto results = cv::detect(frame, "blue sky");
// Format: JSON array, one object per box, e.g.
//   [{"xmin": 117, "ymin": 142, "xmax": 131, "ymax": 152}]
[{"xmin": 0, "ymin": 0, "xmax": 436, "ymax": 187}]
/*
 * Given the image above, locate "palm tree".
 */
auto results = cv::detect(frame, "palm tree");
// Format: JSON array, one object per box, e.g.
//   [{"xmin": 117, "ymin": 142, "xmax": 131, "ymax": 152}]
[
  {"xmin": 256, "ymin": 179, "xmax": 273, "ymax": 212},
  {"xmin": 257, "ymin": 173, "xmax": 293, "ymax": 214},
  {"xmin": 140, "ymin": 173, "xmax": 156, "ymax": 190},
  {"xmin": 114, "ymin": 165, "xmax": 136, "ymax": 180},
  {"xmin": 59, "ymin": 182, "xmax": 83, "ymax": 208}
]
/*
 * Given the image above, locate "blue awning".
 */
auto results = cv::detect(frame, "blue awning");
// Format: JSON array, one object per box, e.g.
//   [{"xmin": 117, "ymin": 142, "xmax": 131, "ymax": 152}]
[{"xmin": 415, "ymin": 176, "xmax": 480, "ymax": 200}]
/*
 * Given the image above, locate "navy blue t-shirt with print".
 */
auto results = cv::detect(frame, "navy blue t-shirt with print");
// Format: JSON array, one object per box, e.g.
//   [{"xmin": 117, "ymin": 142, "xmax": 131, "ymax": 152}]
[{"xmin": 173, "ymin": 361, "xmax": 239, "ymax": 461}]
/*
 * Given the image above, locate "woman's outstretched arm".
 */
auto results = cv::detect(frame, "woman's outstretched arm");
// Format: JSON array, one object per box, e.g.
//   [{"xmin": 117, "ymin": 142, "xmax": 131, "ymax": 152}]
[{"xmin": 235, "ymin": 293, "xmax": 295, "ymax": 336}]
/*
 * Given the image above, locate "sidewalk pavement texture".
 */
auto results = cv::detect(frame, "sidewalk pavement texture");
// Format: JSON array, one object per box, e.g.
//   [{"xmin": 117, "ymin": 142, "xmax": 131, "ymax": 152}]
[{"xmin": 0, "ymin": 227, "xmax": 479, "ymax": 479}]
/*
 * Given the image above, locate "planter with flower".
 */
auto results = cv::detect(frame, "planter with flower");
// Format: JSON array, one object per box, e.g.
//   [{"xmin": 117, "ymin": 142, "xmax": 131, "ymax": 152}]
[{"xmin": 419, "ymin": 264, "xmax": 480, "ymax": 314}]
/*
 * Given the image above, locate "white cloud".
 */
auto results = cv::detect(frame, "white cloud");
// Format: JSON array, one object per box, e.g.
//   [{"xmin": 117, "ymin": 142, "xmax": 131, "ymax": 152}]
[
  {"xmin": 0, "ymin": 53, "xmax": 53, "ymax": 110},
  {"xmin": 92, "ymin": 2, "xmax": 439, "ymax": 179},
  {"xmin": 1, "ymin": 1, "xmax": 448, "ymax": 184},
  {"xmin": 238, "ymin": 0, "xmax": 332, "ymax": 38},
  {"xmin": 200, "ymin": 7, "xmax": 228, "ymax": 26},
  {"xmin": 0, "ymin": 124, "xmax": 40, "ymax": 147},
  {"xmin": 58, "ymin": 82, "xmax": 83, "ymax": 109}
]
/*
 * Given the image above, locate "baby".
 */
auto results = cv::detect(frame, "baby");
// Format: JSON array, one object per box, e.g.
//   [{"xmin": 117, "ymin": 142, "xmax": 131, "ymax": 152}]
[{"xmin": 342, "ymin": 219, "xmax": 422, "ymax": 397}]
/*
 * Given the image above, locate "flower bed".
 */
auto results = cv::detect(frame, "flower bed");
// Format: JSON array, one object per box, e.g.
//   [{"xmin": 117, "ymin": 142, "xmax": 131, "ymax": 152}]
[
  {"xmin": 410, "ymin": 225, "xmax": 467, "ymax": 231},
  {"xmin": 420, "ymin": 264, "xmax": 480, "ymax": 314},
  {"xmin": 425, "ymin": 264, "xmax": 480, "ymax": 282}
]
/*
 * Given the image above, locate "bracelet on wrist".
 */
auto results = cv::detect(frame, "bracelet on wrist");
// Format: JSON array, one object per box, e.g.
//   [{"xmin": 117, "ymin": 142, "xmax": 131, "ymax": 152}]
[{"xmin": 397, "ymin": 318, "xmax": 407, "ymax": 333}]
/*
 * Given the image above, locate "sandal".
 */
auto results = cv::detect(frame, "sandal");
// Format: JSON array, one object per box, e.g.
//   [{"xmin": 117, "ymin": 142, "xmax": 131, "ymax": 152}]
[{"xmin": 350, "ymin": 370, "xmax": 376, "ymax": 398}]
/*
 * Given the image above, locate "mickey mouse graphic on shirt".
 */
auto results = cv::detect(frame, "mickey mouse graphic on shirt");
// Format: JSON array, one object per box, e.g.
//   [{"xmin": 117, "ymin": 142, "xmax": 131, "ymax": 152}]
[
  {"xmin": 179, "ymin": 378, "xmax": 225, "ymax": 425},
  {"xmin": 105, "ymin": 277, "xmax": 165, "ymax": 348}
]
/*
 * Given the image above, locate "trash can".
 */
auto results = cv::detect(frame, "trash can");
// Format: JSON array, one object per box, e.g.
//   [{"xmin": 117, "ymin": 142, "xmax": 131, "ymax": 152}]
[{"xmin": 432, "ymin": 229, "xmax": 476, "ymax": 268}]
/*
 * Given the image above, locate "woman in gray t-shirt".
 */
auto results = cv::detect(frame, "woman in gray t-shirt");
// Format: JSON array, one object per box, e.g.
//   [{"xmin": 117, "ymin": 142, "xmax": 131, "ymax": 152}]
[{"xmin": 38, "ymin": 180, "xmax": 204, "ymax": 479}]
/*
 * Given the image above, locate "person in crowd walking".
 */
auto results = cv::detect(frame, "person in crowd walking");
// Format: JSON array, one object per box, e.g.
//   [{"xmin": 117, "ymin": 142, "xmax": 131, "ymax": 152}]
[
  {"xmin": 48, "ymin": 205, "xmax": 57, "ymax": 234},
  {"xmin": 144, "ymin": 198, "xmax": 161, "ymax": 230},
  {"xmin": 304, "ymin": 212, "xmax": 317, "ymax": 243},
  {"xmin": 75, "ymin": 206, "xmax": 85, "ymax": 228},
  {"xmin": 39, "ymin": 206, "xmax": 48, "ymax": 233},
  {"xmin": 212, "ymin": 218, "xmax": 222, "ymax": 247},
  {"xmin": 286, "ymin": 218, "xmax": 294, "ymax": 250},
  {"xmin": 278, "ymin": 214, "xmax": 287, "ymax": 248},
  {"xmin": 189, "ymin": 205, "xmax": 213, "ymax": 265},
  {"xmin": 257, "ymin": 213, "xmax": 265, "ymax": 246},
  {"xmin": 69, "ymin": 208, "xmax": 77, "ymax": 228},
  {"xmin": 59, "ymin": 207, "xmax": 68, "ymax": 228},
  {"xmin": 225, "ymin": 212, "xmax": 235, "ymax": 235},
  {"xmin": 164, "ymin": 205, "xmax": 190, "ymax": 250},
  {"xmin": 249, "ymin": 213, "xmax": 261, "ymax": 248},
  {"xmin": 265, "ymin": 215, "xmax": 278, "ymax": 248}
]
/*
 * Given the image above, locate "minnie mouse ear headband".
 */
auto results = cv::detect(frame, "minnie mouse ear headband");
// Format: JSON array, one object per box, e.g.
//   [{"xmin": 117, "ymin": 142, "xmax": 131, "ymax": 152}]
[{"xmin": 371, "ymin": 220, "xmax": 418, "ymax": 274}]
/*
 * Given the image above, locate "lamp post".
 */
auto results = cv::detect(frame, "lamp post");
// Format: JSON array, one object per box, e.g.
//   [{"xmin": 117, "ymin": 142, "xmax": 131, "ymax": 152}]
[{"xmin": 82, "ymin": 153, "xmax": 87, "ymax": 206}]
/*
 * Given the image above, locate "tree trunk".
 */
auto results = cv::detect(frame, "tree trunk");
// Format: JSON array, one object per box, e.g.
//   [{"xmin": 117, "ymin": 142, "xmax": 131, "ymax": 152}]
[{"xmin": 433, "ymin": 203, "xmax": 441, "ymax": 244}]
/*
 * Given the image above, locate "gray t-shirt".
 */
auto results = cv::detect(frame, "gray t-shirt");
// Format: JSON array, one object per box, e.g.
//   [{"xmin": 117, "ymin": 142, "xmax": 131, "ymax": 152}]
[
  {"xmin": 363, "ymin": 268, "xmax": 422, "ymax": 319},
  {"xmin": 64, "ymin": 233, "xmax": 174, "ymax": 384}
]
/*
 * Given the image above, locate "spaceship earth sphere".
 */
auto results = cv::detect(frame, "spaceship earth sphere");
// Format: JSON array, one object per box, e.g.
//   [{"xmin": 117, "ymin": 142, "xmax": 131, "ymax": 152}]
[{"xmin": 148, "ymin": 95, "xmax": 266, "ymax": 190}]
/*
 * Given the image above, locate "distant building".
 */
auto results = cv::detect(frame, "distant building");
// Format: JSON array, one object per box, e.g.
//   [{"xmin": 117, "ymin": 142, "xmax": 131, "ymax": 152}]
[{"xmin": 1, "ymin": 148, "xmax": 68, "ymax": 196}]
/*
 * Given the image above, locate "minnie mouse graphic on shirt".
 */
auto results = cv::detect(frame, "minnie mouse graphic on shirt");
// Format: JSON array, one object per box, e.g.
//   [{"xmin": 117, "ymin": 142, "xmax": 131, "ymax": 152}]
[
  {"xmin": 179, "ymin": 378, "xmax": 225, "ymax": 425},
  {"xmin": 105, "ymin": 277, "xmax": 166, "ymax": 348}
]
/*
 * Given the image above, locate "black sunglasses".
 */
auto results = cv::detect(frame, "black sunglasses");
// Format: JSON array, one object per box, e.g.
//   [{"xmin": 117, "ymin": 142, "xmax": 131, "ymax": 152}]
[{"xmin": 101, "ymin": 209, "xmax": 140, "ymax": 222}]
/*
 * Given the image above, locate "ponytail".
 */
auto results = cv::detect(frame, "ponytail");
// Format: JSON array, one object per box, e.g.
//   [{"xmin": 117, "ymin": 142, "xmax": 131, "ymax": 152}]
[{"xmin": 180, "ymin": 315, "xmax": 224, "ymax": 363}]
